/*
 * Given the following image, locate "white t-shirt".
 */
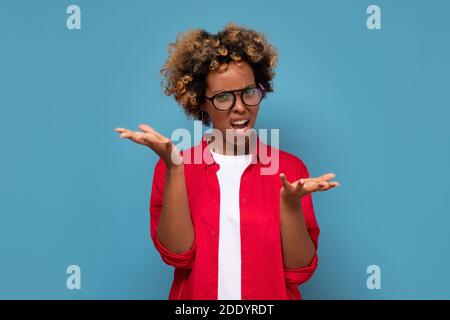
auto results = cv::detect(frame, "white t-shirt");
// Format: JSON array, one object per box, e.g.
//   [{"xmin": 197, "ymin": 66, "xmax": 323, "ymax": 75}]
[{"xmin": 210, "ymin": 148, "xmax": 253, "ymax": 300}]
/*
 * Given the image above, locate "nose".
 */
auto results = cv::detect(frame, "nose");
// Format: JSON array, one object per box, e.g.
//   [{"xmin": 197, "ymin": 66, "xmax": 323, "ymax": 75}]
[{"xmin": 232, "ymin": 93, "xmax": 246, "ymax": 113}]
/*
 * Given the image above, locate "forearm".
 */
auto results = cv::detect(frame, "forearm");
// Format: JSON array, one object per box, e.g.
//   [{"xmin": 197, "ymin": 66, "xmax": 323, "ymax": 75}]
[
  {"xmin": 280, "ymin": 195, "xmax": 315, "ymax": 269},
  {"xmin": 157, "ymin": 164, "xmax": 195, "ymax": 254}
]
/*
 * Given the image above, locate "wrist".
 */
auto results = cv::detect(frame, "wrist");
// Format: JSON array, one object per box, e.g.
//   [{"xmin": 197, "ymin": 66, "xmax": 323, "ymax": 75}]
[
  {"xmin": 166, "ymin": 162, "xmax": 184, "ymax": 173},
  {"xmin": 280, "ymin": 192, "xmax": 302, "ymax": 210}
]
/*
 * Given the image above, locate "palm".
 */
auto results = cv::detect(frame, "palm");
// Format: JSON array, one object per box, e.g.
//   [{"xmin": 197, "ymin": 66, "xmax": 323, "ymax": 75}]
[
  {"xmin": 280, "ymin": 172, "xmax": 339, "ymax": 199},
  {"xmin": 115, "ymin": 124, "xmax": 183, "ymax": 166}
]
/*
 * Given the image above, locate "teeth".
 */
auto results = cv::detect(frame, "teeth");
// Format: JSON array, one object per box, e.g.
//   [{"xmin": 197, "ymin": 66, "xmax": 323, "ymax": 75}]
[{"xmin": 232, "ymin": 119, "xmax": 248, "ymax": 125}]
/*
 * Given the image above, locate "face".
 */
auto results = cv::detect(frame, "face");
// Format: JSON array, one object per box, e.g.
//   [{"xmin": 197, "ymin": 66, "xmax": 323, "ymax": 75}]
[{"xmin": 201, "ymin": 61, "xmax": 262, "ymax": 153}]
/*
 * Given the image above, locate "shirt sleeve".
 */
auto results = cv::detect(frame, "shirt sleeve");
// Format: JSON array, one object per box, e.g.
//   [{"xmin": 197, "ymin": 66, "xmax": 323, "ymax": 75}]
[
  {"xmin": 149, "ymin": 159, "xmax": 196, "ymax": 269},
  {"xmin": 283, "ymin": 159, "xmax": 320, "ymax": 287}
]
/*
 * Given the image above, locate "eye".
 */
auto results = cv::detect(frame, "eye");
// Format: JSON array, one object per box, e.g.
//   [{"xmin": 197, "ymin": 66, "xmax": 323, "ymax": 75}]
[
  {"xmin": 243, "ymin": 87, "xmax": 257, "ymax": 96},
  {"xmin": 215, "ymin": 92, "xmax": 233, "ymax": 102}
]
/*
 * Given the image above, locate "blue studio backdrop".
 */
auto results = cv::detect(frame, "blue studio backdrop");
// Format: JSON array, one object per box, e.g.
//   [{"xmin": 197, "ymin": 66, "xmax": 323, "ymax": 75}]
[{"xmin": 0, "ymin": 0, "xmax": 449, "ymax": 299}]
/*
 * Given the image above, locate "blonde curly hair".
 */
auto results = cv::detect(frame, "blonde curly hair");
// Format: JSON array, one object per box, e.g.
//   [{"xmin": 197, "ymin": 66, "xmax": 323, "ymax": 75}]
[{"xmin": 160, "ymin": 22, "xmax": 278, "ymax": 125}]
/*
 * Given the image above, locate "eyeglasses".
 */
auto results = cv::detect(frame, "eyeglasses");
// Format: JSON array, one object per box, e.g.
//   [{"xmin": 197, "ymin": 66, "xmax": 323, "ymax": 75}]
[{"xmin": 204, "ymin": 85, "xmax": 266, "ymax": 111}]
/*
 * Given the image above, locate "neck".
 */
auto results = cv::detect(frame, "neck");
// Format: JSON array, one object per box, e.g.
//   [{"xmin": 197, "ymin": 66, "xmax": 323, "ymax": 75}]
[{"xmin": 208, "ymin": 138, "xmax": 251, "ymax": 156}]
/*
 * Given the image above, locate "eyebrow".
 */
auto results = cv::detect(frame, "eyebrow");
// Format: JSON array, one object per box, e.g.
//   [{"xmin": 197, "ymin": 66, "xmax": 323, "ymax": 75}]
[{"xmin": 209, "ymin": 84, "xmax": 256, "ymax": 96}]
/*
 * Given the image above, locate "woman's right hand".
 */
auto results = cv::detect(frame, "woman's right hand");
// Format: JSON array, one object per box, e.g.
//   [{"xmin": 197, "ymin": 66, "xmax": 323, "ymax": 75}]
[{"xmin": 115, "ymin": 124, "xmax": 183, "ymax": 168}]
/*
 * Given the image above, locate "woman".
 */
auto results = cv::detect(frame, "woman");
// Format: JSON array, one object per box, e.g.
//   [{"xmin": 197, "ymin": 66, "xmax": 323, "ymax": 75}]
[{"xmin": 115, "ymin": 22, "xmax": 339, "ymax": 300}]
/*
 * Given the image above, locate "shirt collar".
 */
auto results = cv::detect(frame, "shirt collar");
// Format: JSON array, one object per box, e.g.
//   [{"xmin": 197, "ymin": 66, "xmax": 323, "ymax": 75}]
[{"xmin": 191, "ymin": 132, "xmax": 273, "ymax": 169}]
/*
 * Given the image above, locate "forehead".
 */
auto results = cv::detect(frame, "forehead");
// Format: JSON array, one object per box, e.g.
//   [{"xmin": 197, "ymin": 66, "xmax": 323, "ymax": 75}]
[{"xmin": 205, "ymin": 61, "xmax": 255, "ymax": 95}]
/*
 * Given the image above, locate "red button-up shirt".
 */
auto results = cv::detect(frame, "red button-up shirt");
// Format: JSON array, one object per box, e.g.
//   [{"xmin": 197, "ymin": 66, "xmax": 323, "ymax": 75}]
[{"xmin": 149, "ymin": 135, "xmax": 320, "ymax": 300}]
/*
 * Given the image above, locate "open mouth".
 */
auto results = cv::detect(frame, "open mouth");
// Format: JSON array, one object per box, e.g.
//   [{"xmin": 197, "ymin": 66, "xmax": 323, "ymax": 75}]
[{"xmin": 230, "ymin": 119, "xmax": 250, "ymax": 131}]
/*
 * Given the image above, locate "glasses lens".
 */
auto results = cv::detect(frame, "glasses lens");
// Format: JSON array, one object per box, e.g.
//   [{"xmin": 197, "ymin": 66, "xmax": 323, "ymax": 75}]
[
  {"xmin": 213, "ymin": 92, "xmax": 234, "ymax": 110},
  {"xmin": 242, "ymin": 87, "xmax": 263, "ymax": 106}
]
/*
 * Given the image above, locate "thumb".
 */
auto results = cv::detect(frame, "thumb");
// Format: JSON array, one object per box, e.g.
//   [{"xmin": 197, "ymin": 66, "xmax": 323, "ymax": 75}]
[{"xmin": 279, "ymin": 173, "xmax": 292, "ymax": 191}]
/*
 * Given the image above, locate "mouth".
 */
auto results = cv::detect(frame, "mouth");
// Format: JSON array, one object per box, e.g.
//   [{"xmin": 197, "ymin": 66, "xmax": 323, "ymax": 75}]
[{"xmin": 230, "ymin": 119, "xmax": 250, "ymax": 132}]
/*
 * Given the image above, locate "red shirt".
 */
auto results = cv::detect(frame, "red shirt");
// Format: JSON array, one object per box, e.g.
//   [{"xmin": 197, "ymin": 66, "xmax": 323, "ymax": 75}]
[{"xmin": 149, "ymin": 135, "xmax": 320, "ymax": 300}]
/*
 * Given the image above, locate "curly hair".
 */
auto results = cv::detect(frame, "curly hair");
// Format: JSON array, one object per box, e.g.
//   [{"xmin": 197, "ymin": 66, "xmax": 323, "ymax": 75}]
[{"xmin": 159, "ymin": 22, "xmax": 278, "ymax": 126}]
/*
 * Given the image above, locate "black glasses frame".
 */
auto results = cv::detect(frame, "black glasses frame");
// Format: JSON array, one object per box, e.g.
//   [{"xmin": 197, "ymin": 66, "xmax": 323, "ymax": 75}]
[{"xmin": 203, "ymin": 85, "xmax": 266, "ymax": 111}]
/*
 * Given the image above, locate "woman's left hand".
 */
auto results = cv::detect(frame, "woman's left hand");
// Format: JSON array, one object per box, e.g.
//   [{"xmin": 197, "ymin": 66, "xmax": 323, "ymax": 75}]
[{"xmin": 280, "ymin": 172, "xmax": 339, "ymax": 201}]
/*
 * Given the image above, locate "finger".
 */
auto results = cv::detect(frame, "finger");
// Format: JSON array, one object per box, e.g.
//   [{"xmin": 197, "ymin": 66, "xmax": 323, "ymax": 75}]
[
  {"xmin": 115, "ymin": 127, "xmax": 128, "ymax": 133},
  {"xmin": 121, "ymin": 130, "xmax": 145, "ymax": 143},
  {"xmin": 119, "ymin": 129, "xmax": 133, "ymax": 138},
  {"xmin": 138, "ymin": 124, "xmax": 155, "ymax": 133},
  {"xmin": 312, "ymin": 173, "xmax": 336, "ymax": 182},
  {"xmin": 134, "ymin": 131, "xmax": 145, "ymax": 140},
  {"xmin": 321, "ymin": 173, "xmax": 336, "ymax": 181},
  {"xmin": 120, "ymin": 130, "xmax": 135, "ymax": 140},
  {"xmin": 317, "ymin": 181, "xmax": 340, "ymax": 191},
  {"xmin": 294, "ymin": 178, "xmax": 305, "ymax": 192},
  {"xmin": 302, "ymin": 179, "xmax": 324, "ymax": 193},
  {"xmin": 311, "ymin": 181, "xmax": 326, "ymax": 191},
  {"xmin": 139, "ymin": 124, "xmax": 171, "ymax": 144},
  {"xmin": 328, "ymin": 181, "xmax": 340, "ymax": 188},
  {"xmin": 280, "ymin": 173, "xmax": 294, "ymax": 192},
  {"xmin": 279, "ymin": 173, "xmax": 289, "ymax": 187}
]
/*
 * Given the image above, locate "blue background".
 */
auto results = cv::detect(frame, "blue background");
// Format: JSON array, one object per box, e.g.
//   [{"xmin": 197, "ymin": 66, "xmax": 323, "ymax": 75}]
[{"xmin": 0, "ymin": 0, "xmax": 449, "ymax": 299}]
